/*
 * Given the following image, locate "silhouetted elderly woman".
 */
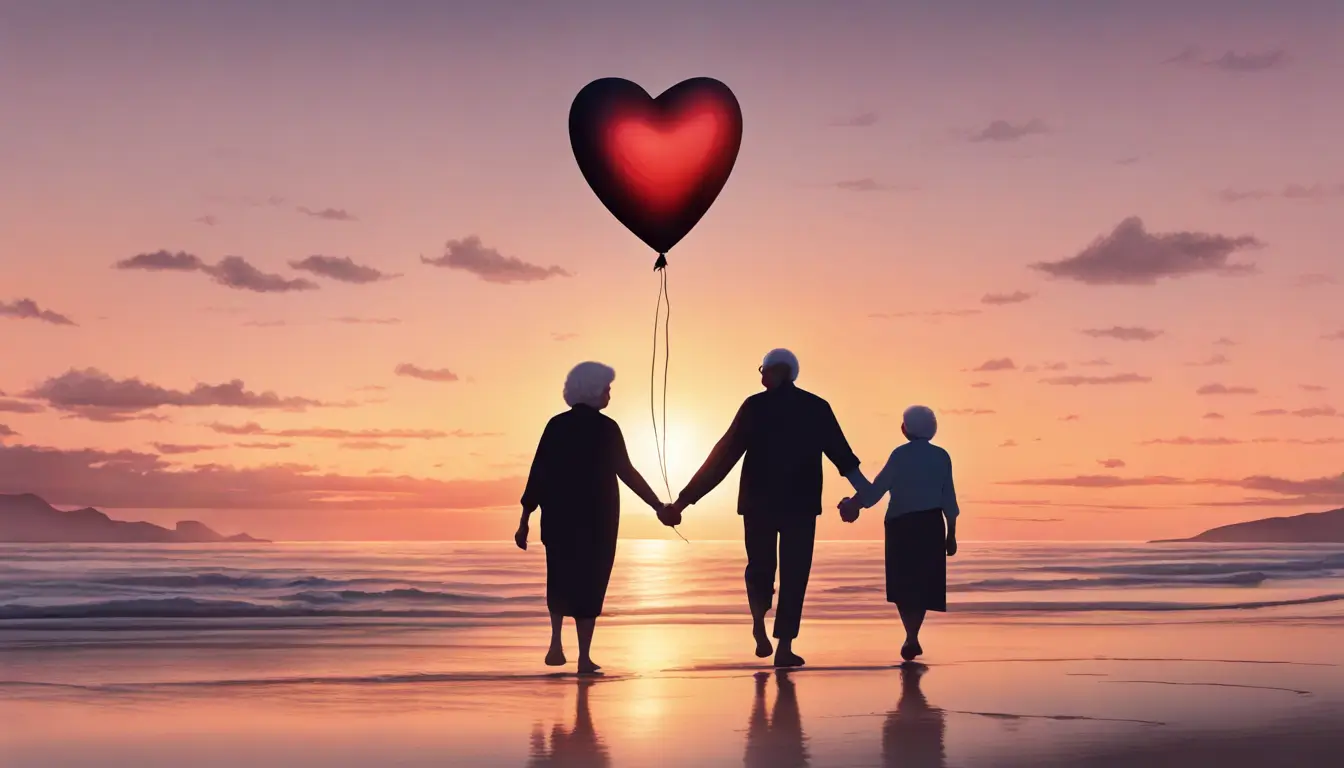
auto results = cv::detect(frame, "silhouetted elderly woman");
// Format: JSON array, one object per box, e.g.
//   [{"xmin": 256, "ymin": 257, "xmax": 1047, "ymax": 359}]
[{"xmin": 514, "ymin": 361, "xmax": 665, "ymax": 673}]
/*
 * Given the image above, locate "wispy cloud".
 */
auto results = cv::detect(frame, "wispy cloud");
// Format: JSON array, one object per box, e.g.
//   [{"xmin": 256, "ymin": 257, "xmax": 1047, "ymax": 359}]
[
  {"xmin": 1097, "ymin": 459, "xmax": 1126, "ymax": 468},
  {"xmin": 1041, "ymin": 373, "xmax": 1151, "ymax": 386},
  {"xmin": 871, "ymin": 309, "xmax": 980, "ymax": 319},
  {"xmin": 1186, "ymin": 354, "xmax": 1230, "ymax": 367},
  {"xmin": 334, "ymin": 316, "xmax": 402, "ymax": 325},
  {"xmin": 1, "ymin": 298, "xmax": 76, "ymax": 326},
  {"xmin": 1253, "ymin": 405, "xmax": 1340, "ymax": 418},
  {"xmin": 999, "ymin": 439, "xmax": 1018, "ymax": 448},
  {"xmin": 339, "ymin": 441, "xmax": 405, "ymax": 451},
  {"xmin": 1081, "ymin": 326, "xmax": 1163, "ymax": 341},
  {"xmin": 194, "ymin": 215, "xmax": 219, "ymax": 226},
  {"xmin": 151, "ymin": 443, "xmax": 223, "ymax": 455},
  {"xmin": 1030, "ymin": 217, "xmax": 1261, "ymax": 285},
  {"xmin": 1300, "ymin": 384, "xmax": 1328, "ymax": 392},
  {"xmin": 115, "ymin": 251, "xmax": 317, "ymax": 293},
  {"xmin": 833, "ymin": 178, "xmax": 912, "ymax": 193},
  {"xmin": 289, "ymin": 256, "xmax": 399, "ymax": 284},
  {"xmin": 1077, "ymin": 358, "xmax": 1111, "ymax": 367},
  {"xmin": 24, "ymin": 369, "xmax": 331, "ymax": 421},
  {"xmin": 945, "ymin": 408, "xmax": 995, "ymax": 416},
  {"xmin": 1214, "ymin": 337, "xmax": 1237, "ymax": 346},
  {"xmin": 422, "ymin": 236, "xmax": 570, "ymax": 284},
  {"xmin": 0, "ymin": 424, "xmax": 15, "ymax": 438},
  {"xmin": 1196, "ymin": 383, "xmax": 1257, "ymax": 396},
  {"xmin": 832, "ymin": 111, "xmax": 879, "ymax": 127},
  {"xmin": 1142, "ymin": 436, "xmax": 1343, "ymax": 446},
  {"xmin": 1164, "ymin": 47, "xmax": 1290, "ymax": 73},
  {"xmin": 1322, "ymin": 330, "xmax": 1344, "ymax": 341},
  {"xmin": 981, "ymin": 290, "xmax": 1034, "ymax": 305},
  {"xmin": 0, "ymin": 443, "xmax": 520, "ymax": 510},
  {"xmin": 970, "ymin": 358, "xmax": 1016, "ymax": 372},
  {"xmin": 296, "ymin": 206, "xmax": 357, "ymax": 221},
  {"xmin": 0, "ymin": 398, "xmax": 45, "ymax": 414},
  {"xmin": 1203, "ymin": 412, "xmax": 1225, "ymax": 420},
  {"xmin": 969, "ymin": 119, "xmax": 1049, "ymax": 143},
  {"xmin": 1218, "ymin": 183, "xmax": 1344, "ymax": 204},
  {"xmin": 394, "ymin": 364, "xmax": 459, "ymax": 383},
  {"xmin": 206, "ymin": 422, "xmax": 496, "ymax": 440}
]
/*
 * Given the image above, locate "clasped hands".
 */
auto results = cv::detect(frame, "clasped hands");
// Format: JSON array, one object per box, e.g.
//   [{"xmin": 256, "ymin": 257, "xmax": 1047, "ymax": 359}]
[
  {"xmin": 837, "ymin": 496, "xmax": 862, "ymax": 523},
  {"xmin": 656, "ymin": 499, "xmax": 684, "ymax": 527}
]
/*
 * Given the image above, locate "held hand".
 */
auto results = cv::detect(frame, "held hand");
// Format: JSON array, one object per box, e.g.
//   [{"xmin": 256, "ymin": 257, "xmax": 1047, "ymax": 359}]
[
  {"xmin": 945, "ymin": 536, "xmax": 957, "ymax": 557},
  {"xmin": 514, "ymin": 522, "xmax": 529, "ymax": 551},
  {"xmin": 838, "ymin": 497, "xmax": 860, "ymax": 523},
  {"xmin": 657, "ymin": 502, "xmax": 683, "ymax": 527}
]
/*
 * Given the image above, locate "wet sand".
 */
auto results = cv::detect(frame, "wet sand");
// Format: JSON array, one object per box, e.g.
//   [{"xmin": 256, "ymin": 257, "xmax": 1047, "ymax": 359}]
[{"xmin": 2, "ymin": 619, "xmax": 1340, "ymax": 766}]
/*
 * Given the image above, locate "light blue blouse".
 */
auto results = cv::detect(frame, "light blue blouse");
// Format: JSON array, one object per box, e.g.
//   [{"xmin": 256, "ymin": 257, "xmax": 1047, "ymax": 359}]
[{"xmin": 848, "ymin": 438, "xmax": 960, "ymax": 522}]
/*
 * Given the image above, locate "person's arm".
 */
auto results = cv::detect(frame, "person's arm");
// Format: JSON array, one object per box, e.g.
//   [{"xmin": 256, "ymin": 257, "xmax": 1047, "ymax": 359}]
[
  {"xmin": 675, "ymin": 401, "xmax": 751, "ymax": 509},
  {"xmin": 516, "ymin": 422, "xmax": 552, "ymax": 547},
  {"xmin": 942, "ymin": 453, "xmax": 960, "ymax": 554},
  {"xmin": 820, "ymin": 402, "xmax": 861, "ymax": 480},
  {"xmin": 853, "ymin": 451, "xmax": 897, "ymax": 509},
  {"xmin": 612, "ymin": 424, "xmax": 664, "ymax": 511}
]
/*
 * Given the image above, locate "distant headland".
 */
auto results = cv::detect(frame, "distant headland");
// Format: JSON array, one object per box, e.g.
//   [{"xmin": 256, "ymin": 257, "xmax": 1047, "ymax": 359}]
[
  {"xmin": 1154, "ymin": 507, "xmax": 1344, "ymax": 544},
  {"xmin": 0, "ymin": 493, "xmax": 268, "ymax": 543}
]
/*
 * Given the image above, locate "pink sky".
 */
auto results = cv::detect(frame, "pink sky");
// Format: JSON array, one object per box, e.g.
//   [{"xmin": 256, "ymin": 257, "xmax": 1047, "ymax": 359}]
[{"xmin": 1, "ymin": 1, "xmax": 1341, "ymax": 541}]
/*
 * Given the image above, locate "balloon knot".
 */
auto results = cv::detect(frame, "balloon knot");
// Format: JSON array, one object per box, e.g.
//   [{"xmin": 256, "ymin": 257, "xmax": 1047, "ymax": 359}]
[{"xmin": 653, "ymin": 253, "xmax": 668, "ymax": 271}]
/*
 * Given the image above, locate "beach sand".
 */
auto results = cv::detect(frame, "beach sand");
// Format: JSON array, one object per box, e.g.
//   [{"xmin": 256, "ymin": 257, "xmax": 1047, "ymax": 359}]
[{"xmin": 2, "ymin": 618, "xmax": 1340, "ymax": 766}]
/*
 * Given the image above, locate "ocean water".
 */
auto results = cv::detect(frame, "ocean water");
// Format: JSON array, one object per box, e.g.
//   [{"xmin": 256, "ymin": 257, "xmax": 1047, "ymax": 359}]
[{"xmin": 2, "ymin": 540, "xmax": 1342, "ymax": 628}]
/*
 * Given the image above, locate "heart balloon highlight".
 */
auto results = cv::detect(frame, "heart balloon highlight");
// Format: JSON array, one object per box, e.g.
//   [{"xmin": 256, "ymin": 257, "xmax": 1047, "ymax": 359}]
[{"xmin": 569, "ymin": 77, "xmax": 743, "ymax": 262}]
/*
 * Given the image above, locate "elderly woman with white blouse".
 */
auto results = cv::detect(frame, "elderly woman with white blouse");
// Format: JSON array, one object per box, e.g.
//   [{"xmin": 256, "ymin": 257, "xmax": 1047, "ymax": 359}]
[{"xmin": 839, "ymin": 405, "xmax": 960, "ymax": 662}]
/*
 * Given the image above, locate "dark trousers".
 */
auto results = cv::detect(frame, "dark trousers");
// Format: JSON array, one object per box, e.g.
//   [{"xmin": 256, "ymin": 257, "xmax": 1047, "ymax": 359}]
[{"xmin": 743, "ymin": 514, "xmax": 817, "ymax": 640}]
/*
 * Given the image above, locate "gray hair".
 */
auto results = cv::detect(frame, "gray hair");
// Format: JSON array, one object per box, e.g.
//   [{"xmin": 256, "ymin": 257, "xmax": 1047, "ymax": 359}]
[
  {"xmin": 762, "ymin": 348, "xmax": 799, "ymax": 381},
  {"xmin": 903, "ymin": 405, "xmax": 937, "ymax": 440},
  {"xmin": 563, "ymin": 361, "xmax": 616, "ymax": 407}
]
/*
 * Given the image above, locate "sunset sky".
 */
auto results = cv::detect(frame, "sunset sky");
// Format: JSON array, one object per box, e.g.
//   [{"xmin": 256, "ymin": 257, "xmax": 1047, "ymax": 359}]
[{"xmin": 1, "ymin": 0, "xmax": 1341, "ymax": 542}]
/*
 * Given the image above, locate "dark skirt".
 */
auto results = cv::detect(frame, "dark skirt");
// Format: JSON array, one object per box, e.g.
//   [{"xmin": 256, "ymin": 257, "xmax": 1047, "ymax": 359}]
[
  {"xmin": 884, "ymin": 508, "xmax": 947, "ymax": 612},
  {"xmin": 544, "ymin": 528, "xmax": 617, "ymax": 619}
]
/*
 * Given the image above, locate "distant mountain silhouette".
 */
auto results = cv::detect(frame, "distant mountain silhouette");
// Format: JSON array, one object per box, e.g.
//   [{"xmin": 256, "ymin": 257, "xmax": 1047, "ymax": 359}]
[
  {"xmin": 0, "ymin": 493, "xmax": 267, "ymax": 543},
  {"xmin": 1155, "ymin": 508, "xmax": 1344, "ymax": 543}
]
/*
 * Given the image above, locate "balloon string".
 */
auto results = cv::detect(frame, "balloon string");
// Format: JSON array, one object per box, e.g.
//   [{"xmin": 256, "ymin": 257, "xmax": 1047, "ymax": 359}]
[{"xmin": 650, "ymin": 259, "xmax": 686, "ymax": 542}]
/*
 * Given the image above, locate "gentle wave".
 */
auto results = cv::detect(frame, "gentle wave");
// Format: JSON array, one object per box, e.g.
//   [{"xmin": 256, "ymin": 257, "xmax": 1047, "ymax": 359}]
[{"xmin": 2, "ymin": 542, "xmax": 1342, "ymax": 627}]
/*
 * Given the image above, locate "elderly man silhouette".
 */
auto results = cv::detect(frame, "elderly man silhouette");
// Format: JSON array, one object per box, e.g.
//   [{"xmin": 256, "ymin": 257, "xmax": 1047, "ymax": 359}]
[{"xmin": 663, "ymin": 348, "xmax": 866, "ymax": 667}]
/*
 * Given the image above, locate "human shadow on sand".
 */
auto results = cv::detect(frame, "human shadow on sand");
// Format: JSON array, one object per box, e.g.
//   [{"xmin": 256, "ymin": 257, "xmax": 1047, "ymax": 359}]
[
  {"xmin": 526, "ymin": 678, "xmax": 611, "ymax": 767},
  {"xmin": 883, "ymin": 663, "xmax": 948, "ymax": 768},
  {"xmin": 745, "ymin": 670, "xmax": 810, "ymax": 768}
]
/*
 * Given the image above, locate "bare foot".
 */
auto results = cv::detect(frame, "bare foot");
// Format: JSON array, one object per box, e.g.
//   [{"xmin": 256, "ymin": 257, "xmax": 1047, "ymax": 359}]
[
  {"xmin": 900, "ymin": 641, "xmax": 916, "ymax": 662},
  {"xmin": 545, "ymin": 647, "xmax": 567, "ymax": 666},
  {"xmin": 577, "ymin": 659, "xmax": 601, "ymax": 674},
  {"xmin": 774, "ymin": 649, "xmax": 805, "ymax": 668},
  {"xmin": 753, "ymin": 628, "xmax": 773, "ymax": 658},
  {"xmin": 911, "ymin": 640, "xmax": 923, "ymax": 658}
]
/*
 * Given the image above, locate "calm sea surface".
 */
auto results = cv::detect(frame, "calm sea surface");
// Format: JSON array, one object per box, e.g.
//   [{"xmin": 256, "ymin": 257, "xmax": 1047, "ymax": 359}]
[{"xmin": 2, "ymin": 541, "xmax": 1342, "ymax": 629}]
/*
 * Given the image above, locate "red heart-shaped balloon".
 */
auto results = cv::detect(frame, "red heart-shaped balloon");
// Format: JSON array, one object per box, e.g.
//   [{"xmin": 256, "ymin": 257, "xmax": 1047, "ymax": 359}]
[{"xmin": 569, "ymin": 78, "xmax": 743, "ymax": 261}]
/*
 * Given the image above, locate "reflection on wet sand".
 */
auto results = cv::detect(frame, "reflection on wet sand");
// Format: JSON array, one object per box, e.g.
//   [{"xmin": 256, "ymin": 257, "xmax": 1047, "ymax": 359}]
[
  {"xmin": 526, "ymin": 679, "xmax": 611, "ymax": 767},
  {"xmin": 883, "ymin": 663, "xmax": 947, "ymax": 768},
  {"xmin": 745, "ymin": 670, "xmax": 809, "ymax": 768}
]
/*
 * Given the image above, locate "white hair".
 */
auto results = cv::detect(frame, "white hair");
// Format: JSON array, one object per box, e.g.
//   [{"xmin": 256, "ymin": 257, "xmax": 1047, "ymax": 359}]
[
  {"xmin": 563, "ymin": 361, "xmax": 615, "ymax": 407},
  {"xmin": 762, "ymin": 348, "xmax": 799, "ymax": 381},
  {"xmin": 903, "ymin": 405, "xmax": 937, "ymax": 440}
]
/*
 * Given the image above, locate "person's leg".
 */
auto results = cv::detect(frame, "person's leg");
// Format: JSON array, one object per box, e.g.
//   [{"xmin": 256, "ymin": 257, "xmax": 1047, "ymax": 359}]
[
  {"xmin": 743, "ymin": 516, "xmax": 778, "ymax": 658},
  {"xmin": 897, "ymin": 604, "xmax": 927, "ymax": 660},
  {"xmin": 773, "ymin": 515, "xmax": 816, "ymax": 667},
  {"xmin": 546, "ymin": 612, "xmax": 567, "ymax": 666},
  {"xmin": 576, "ymin": 617, "xmax": 599, "ymax": 673}
]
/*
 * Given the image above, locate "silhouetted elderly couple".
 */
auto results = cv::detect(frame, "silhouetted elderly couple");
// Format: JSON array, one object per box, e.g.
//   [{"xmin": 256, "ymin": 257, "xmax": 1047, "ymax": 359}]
[{"xmin": 515, "ymin": 349, "xmax": 961, "ymax": 672}]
